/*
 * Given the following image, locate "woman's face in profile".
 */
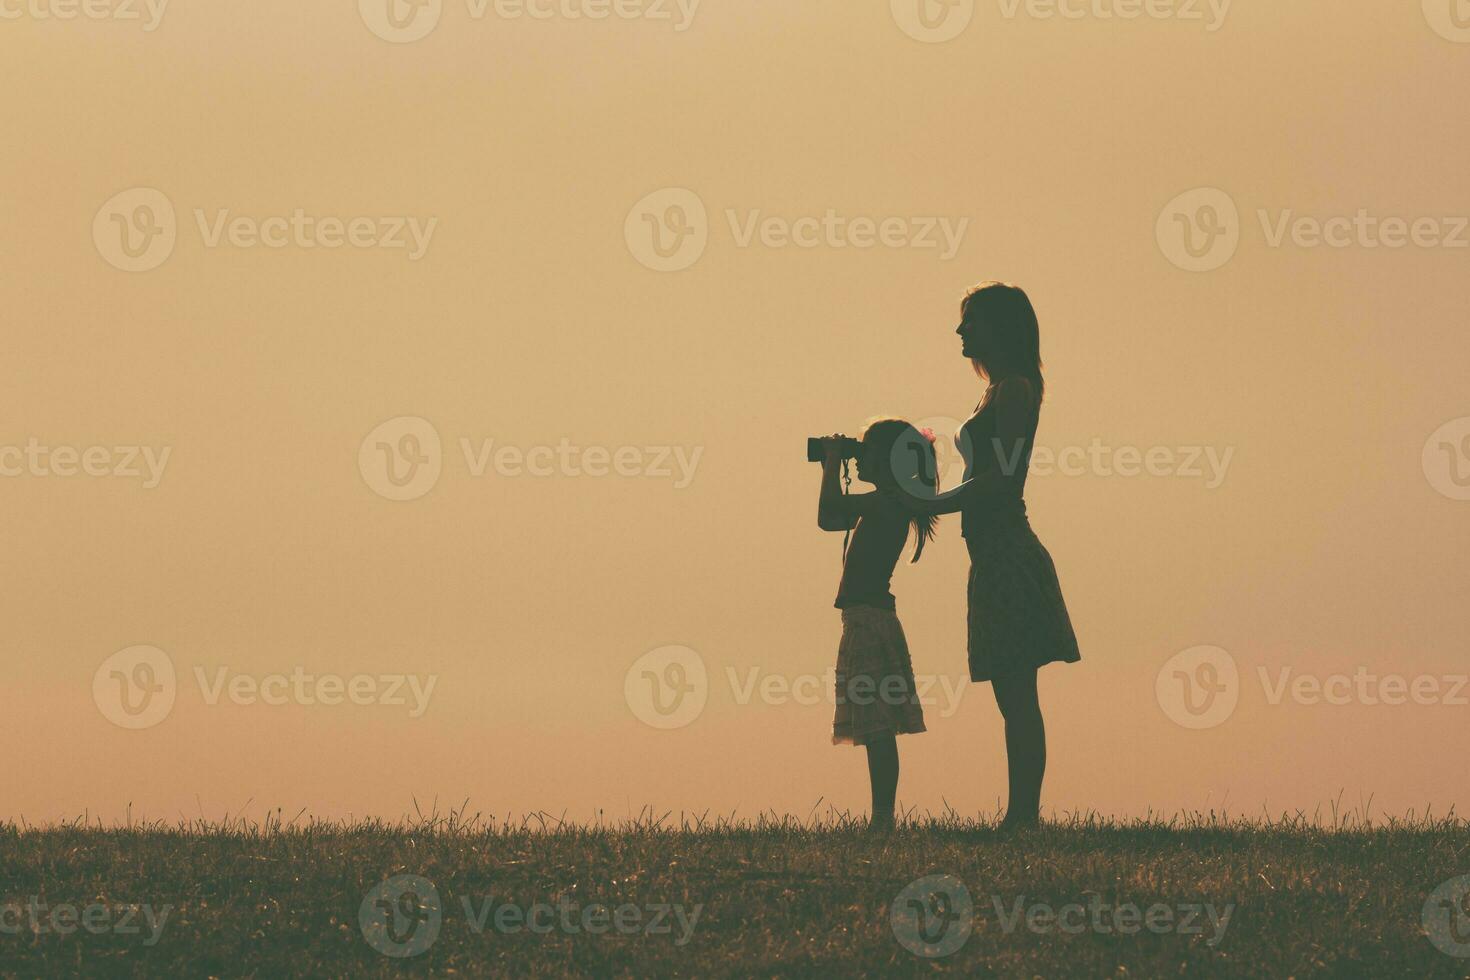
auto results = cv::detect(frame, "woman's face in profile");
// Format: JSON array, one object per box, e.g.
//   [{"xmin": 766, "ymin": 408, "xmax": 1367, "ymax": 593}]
[{"xmin": 956, "ymin": 310, "xmax": 986, "ymax": 359}]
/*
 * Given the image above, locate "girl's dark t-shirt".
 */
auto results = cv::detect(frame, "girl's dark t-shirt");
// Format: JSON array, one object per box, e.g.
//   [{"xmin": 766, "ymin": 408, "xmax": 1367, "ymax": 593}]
[{"xmin": 833, "ymin": 494, "xmax": 910, "ymax": 610}]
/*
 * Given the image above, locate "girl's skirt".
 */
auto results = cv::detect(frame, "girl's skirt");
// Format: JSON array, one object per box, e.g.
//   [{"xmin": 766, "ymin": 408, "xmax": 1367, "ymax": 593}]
[{"xmin": 832, "ymin": 605, "xmax": 928, "ymax": 746}]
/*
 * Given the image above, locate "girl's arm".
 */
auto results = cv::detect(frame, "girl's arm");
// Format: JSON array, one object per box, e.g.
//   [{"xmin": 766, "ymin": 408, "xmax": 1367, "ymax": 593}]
[
  {"xmin": 817, "ymin": 439, "xmax": 857, "ymax": 530},
  {"xmin": 816, "ymin": 437, "xmax": 887, "ymax": 531},
  {"xmin": 904, "ymin": 378, "xmax": 1039, "ymax": 517}
]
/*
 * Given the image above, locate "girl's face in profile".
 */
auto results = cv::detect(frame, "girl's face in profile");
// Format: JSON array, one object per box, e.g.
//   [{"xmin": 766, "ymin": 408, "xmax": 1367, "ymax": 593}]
[
  {"xmin": 858, "ymin": 437, "xmax": 887, "ymax": 487},
  {"xmin": 855, "ymin": 439, "xmax": 883, "ymax": 485}
]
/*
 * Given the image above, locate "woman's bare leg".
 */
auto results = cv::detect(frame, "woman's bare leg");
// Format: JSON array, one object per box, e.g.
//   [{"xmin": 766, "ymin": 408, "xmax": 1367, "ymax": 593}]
[{"xmin": 992, "ymin": 668, "xmax": 1045, "ymax": 827}]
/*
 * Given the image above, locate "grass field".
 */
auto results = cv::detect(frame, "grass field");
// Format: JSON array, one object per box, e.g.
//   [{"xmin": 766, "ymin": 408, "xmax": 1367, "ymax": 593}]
[{"xmin": 3, "ymin": 806, "xmax": 1469, "ymax": 977}]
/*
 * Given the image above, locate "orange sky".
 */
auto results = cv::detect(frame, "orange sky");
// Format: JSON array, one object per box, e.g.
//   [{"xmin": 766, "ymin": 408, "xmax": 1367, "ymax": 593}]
[{"xmin": 2, "ymin": 1, "xmax": 1468, "ymax": 824}]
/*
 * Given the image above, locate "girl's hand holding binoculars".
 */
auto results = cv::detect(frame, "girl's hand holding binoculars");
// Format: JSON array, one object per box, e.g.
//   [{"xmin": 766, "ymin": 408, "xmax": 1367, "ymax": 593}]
[{"xmin": 821, "ymin": 434, "xmax": 850, "ymax": 466}]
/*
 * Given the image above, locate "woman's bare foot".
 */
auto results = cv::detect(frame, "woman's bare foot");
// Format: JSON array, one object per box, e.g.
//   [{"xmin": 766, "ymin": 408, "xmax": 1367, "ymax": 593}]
[
  {"xmin": 997, "ymin": 808, "xmax": 1041, "ymax": 832},
  {"xmin": 867, "ymin": 812, "xmax": 896, "ymax": 834}
]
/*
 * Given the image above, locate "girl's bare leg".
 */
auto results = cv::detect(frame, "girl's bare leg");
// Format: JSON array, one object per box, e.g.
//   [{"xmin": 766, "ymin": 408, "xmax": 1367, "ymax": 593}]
[{"xmin": 865, "ymin": 735, "xmax": 899, "ymax": 829}]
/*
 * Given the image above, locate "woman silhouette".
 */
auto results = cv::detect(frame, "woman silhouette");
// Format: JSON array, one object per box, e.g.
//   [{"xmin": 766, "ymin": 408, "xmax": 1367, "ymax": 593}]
[{"xmin": 910, "ymin": 282, "xmax": 1081, "ymax": 829}]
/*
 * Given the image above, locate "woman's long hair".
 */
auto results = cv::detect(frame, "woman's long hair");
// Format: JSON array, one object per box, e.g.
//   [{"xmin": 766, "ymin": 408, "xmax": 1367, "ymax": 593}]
[
  {"xmin": 860, "ymin": 419, "xmax": 939, "ymax": 563},
  {"xmin": 961, "ymin": 281, "xmax": 1045, "ymax": 402}
]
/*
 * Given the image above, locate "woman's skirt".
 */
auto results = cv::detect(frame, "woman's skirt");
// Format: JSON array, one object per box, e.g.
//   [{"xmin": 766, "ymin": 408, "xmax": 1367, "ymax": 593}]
[
  {"xmin": 966, "ymin": 519, "xmax": 1082, "ymax": 682},
  {"xmin": 832, "ymin": 605, "xmax": 928, "ymax": 746}
]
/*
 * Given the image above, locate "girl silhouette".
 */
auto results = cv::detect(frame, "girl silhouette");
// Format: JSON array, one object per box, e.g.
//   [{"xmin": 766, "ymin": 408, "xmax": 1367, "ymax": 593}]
[
  {"xmin": 816, "ymin": 420, "xmax": 940, "ymax": 831},
  {"xmin": 910, "ymin": 282, "xmax": 1082, "ymax": 829}
]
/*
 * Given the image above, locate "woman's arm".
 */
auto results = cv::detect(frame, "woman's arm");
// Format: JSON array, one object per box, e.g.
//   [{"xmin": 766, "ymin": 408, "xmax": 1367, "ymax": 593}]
[{"xmin": 904, "ymin": 378, "xmax": 1038, "ymax": 517}]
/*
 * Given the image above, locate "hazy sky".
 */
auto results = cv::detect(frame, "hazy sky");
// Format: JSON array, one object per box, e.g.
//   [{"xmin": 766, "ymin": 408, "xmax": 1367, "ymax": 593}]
[{"xmin": 2, "ymin": 0, "xmax": 1468, "ymax": 824}]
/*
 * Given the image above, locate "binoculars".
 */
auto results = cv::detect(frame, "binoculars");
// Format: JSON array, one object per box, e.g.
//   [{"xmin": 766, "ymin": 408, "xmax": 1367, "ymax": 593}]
[{"xmin": 806, "ymin": 436, "xmax": 862, "ymax": 463}]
